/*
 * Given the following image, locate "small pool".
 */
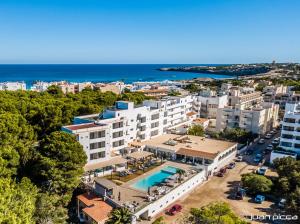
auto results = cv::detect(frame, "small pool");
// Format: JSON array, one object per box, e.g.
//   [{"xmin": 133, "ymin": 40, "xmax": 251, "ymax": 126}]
[{"xmin": 131, "ymin": 166, "xmax": 179, "ymax": 191}]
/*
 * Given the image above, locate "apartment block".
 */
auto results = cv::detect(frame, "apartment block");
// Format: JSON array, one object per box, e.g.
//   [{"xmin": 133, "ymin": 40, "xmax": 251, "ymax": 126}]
[
  {"xmin": 279, "ymin": 103, "xmax": 300, "ymax": 154},
  {"xmin": 62, "ymin": 95, "xmax": 200, "ymax": 165},
  {"xmin": 228, "ymin": 87, "xmax": 263, "ymax": 110},
  {"xmin": 195, "ymin": 91, "xmax": 228, "ymax": 119},
  {"xmin": 216, "ymin": 102, "xmax": 279, "ymax": 134}
]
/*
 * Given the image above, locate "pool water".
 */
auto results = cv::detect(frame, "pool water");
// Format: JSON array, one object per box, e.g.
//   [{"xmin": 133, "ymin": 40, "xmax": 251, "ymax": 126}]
[{"xmin": 131, "ymin": 166, "xmax": 179, "ymax": 191}]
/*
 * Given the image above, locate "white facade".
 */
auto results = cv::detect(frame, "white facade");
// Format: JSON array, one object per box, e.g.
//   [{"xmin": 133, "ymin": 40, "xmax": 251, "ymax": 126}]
[
  {"xmin": 216, "ymin": 102, "xmax": 279, "ymax": 134},
  {"xmin": 270, "ymin": 150, "xmax": 297, "ymax": 164},
  {"xmin": 279, "ymin": 103, "xmax": 300, "ymax": 154},
  {"xmin": 63, "ymin": 96, "xmax": 200, "ymax": 165},
  {"xmin": 195, "ymin": 94, "xmax": 228, "ymax": 119},
  {"xmin": 0, "ymin": 82, "xmax": 26, "ymax": 91}
]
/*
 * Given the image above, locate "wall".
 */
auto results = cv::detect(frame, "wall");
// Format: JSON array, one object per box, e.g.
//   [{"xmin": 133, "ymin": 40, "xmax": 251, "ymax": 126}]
[{"xmin": 132, "ymin": 170, "xmax": 206, "ymax": 223}]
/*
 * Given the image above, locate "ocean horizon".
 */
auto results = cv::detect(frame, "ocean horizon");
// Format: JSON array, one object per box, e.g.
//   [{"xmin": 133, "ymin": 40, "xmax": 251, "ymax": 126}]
[{"xmin": 0, "ymin": 64, "xmax": 233, "ymax": 87}]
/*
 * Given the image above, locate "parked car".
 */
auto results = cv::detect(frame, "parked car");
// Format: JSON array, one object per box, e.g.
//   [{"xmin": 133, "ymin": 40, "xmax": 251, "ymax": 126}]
[
  {"xmin": 217, "ymin": 171, "xmax": 225, "ymax": 177},
  {"xmin": 256, "ymin": 166, "xmax": 268, "ymax": 175},
  {"xmin": 265, "ymin": 134, "xmax": 272, "ymax": 139},
  {"xmin": 272, "ymin": 139, "xmax": 280, "ymax": 145},
  {"xmin": 266, "ymin": 144, "xmax": 274, "ymax": 151},
  {"xmin": 258, "ymin": 139, "xmax": 265, "ymax": 144},
  {"xmin": 235, "ymin": 188, "xmax": 246, "ymax": 200},
  {"xmin": 254, "ymin": 195, "xmax": 265, "ymax": 203},
  {"xmin": 278, "ymin": 198, "xmax": 286, "ymax": 208},
  {"xmin": 236, "ymin": 156, "xmax": 243, "ymax": 162},
  {"xmin": 167, "ymin": 204, "xmax": 182, "ymax": 215},
  {"xmin": 254, "ymin": 153, "xmax": 263, "ymax": 163},
  {"xmin": 227, "ymin": 162, "xmax": 236, "ymax": 169}
]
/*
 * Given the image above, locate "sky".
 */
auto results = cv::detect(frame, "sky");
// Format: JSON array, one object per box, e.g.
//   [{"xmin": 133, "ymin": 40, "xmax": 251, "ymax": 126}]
[{"xmin": 0, "ymin": 0, "xmax": 299, "ymax": 64}]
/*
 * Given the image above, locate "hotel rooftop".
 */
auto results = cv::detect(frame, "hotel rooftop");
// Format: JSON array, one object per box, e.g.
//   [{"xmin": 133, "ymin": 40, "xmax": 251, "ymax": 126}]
[{"xmin": 140, "ymin": 134, "xmax": 236, "ymax": 160}]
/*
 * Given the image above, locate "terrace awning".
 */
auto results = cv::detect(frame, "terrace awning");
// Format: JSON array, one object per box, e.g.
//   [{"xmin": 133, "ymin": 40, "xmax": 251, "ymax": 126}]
[
  {"xmin": 84, "ymin": 156, "xmax": 127, "ymax": 172},
  {"xmin": 126, "ymin": 151, "xmax": 153, "ymax": 160},
  {"xmin": 176, "ymin": 148, "xmax": 217, "ymax": 160}
]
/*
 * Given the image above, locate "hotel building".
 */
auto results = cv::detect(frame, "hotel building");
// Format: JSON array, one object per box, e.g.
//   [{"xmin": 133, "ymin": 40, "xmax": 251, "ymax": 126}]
[{"xmin": 62, "ymin": 95, "xmax": 200, "ymax": 166}]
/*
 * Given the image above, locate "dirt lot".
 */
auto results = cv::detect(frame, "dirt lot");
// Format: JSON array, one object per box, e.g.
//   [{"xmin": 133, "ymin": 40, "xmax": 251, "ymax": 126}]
[{"xmin": 157, "ymin": 161, "xmax": 275, "ymax": 224}]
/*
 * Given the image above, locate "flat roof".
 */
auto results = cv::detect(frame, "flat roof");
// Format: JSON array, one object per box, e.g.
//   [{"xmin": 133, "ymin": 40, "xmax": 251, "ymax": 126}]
[
  {"xmin": 141, "ymin": 134, "xmax": 236, "ymax": 159},
  {"xmin": 94, "ymin": 177, "xmax": 118, "ymax": 190},
  {"xmin": 77, "ymin": 193, "xmax": 112, "ymax": 223},
  {"xmin": 63, "ymin": 122, "xmax": 107, "ymax": 131},
  {"xmin": 193, "ymin": 118, "xmax": 209, "ymax": 124},
  {"xmin": 84, "ymin": 156, "xmax": 127, "ymax": 172}
]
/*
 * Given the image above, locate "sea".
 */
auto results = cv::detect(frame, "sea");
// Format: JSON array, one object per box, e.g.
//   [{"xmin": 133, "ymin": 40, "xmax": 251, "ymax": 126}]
[{"xmin": 0, "ymin": 64, "xmax": 233, "ymax": 88}]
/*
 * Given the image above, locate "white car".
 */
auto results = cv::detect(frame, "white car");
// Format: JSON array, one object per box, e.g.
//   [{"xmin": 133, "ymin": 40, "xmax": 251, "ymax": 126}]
[
  {"xmin": 236, "ymin": 156, "xmax": 243, "ymax": 162},
  {"xmin": 258, "ymin": 139, "xmax": 265, "ymax": 144},
  {"xmin": 265, "ymin": 134, "xmax": 272, "ymax": 139},
  {"xmin": 266, "ymin": 144, "xmax": 273, "ymax": 150}
]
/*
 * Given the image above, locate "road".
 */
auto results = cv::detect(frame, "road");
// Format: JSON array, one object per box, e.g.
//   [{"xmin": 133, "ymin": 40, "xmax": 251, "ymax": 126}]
[{"xmin": 155, "ymin": 131, "xmax": 281, "ymax": 224}]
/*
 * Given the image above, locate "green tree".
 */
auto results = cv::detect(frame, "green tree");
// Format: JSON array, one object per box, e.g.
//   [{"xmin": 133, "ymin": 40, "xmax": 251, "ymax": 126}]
[
  {"xmin": 105, "ymin": 207, "xmax": 132, "ymax": 224},
  {"xmin": 152, "ymin": 216, "xmax": 165, "ymax": 224},
  {"xmin": 46, "ymin": 85, "xmax": 63, "ymax": 95},
  {"xmin": 186, "ymin": 202, "xmax": 248, "ymax": 224},
  {"xmin": 184, "ymin": 83, "xmax": 199, "ymax": 93},
  {"xmin": 176, "ymin": 169, "xmax": 186, "ymax": 183},
  {"xmin": 34, "ymin": 193, "xmax": 68, "ymax": 224},
  {"xmin": 168, "ymin": 90, "xmax": 181, "ymax": 96},
  {"xmin": 241, "ymin": 173, "xmax": 273, "ymax": 195},
  {"xmin": 187, "ymin": 125, "xmax": 205, "ymax": 137},
  {"xmin": 34, "ymin": 131, "xmax": 87, "ymax": 205},
  {"xmin": 273, "ymin": 157, "xmax": 300, "ymax": 215},
  {"xmin": 0, "ymin": 177, "xmax": 38, "ymax": 224}
]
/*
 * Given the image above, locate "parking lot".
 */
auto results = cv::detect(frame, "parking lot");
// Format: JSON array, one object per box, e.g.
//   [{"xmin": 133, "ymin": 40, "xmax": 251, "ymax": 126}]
[{"xmin": 157, "ymin": 130, "xmax": 281, "ymax": 224}]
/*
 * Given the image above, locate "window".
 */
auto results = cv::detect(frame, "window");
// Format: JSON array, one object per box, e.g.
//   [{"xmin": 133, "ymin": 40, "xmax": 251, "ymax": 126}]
[
  {"xmin": 90, "ymin": 131, "xmax": 105, "ymax": 139},
  {"xmin": 295, "ymin": 136, "xmax": 300, "ymax": 141},
  {"xmin": 113, "ymin": 122, "xmax": 123, "ymax": 129},
  {"xmin": 283, "ymin": 126, "xmax": 294, "ymax": 131},
  {"xmin": 140, "ymin": 117, "xmax": 146, "ymax": 123},
  {"xmin": 113, "ymin": 140, "xmax": 124, "ymax": 147},
  {"xmin": 163, "ymin": 119, "xmax": 167, "ymax": 125},
  {"xmin": 284, "ymin": 118, "xmax": 296, "ymax": 123},
  {"xmin": 151, "ymin": 122, "xmax": 159, "ymax": 128},
  {"xmin": 294, "ymin": 144, "xmax": 300, "ymax": 149},
  {"xmin": 280, "ymin": 141, "xmax": 292, "ymax": 147},
  {"xmin": 151, "ymin": 113, "xmax": 159, "ymax": 120},
  {"xmin": 282, "ymin": 134, "xmax": 293, "ymax": 139},
  {"xmin": 90, "ymin": 141, "xmax": 106, "ymax": 150},
  {"xmin": 140, "ymin": 125, "xmax": 146, "ymax": 131},
  {"xmin": 151, "ymin": 130, "xmax": 158, "ymax": 137},
  {"xmin": 113, "ymin": 131, "xmax": 123, "ymax": 138},
  {"xmin": 90, "ymin": 151, "xmax": 106, "ymax": 160}
]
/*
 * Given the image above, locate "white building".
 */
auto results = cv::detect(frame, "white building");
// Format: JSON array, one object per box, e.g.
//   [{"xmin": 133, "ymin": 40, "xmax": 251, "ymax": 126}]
[
  {"xmin": 62, "ymin": 95, "xmax": 200, "ymax": 166},
  {"xmin": 216, "ymin": 102, "xmax": 279, "ymax": 134},
  {"xmin": 0, "ymin": 82, "xmax": 26, "ymax": 91},
  {"xmin": 279, "ymin": 103, "xmax": 300, "ymax": 154},
  {"xmin": 195, "ymin": 92, "xmax": 228, "ymax": 119}
]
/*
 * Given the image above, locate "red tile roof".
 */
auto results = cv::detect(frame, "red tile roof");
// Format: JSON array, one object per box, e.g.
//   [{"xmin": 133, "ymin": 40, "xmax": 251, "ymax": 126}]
[{"xmin": 77, "ymin": 193, "xmax": 113, "ymax": 223}]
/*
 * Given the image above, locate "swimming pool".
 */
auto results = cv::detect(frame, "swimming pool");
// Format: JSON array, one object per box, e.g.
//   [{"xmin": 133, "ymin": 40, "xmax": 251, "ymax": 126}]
[{"xmin": 131, "ymin": 166, "xmax": 179, "ymax": 191}]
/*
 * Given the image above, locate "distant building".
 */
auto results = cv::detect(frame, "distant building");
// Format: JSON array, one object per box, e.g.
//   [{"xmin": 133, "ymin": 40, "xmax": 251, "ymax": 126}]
[
  {"xmin": 195, "ymin": 91, "xmax": 228, "ymax": 119},
  {"xmin": 0, "ymin": 82, "xmax": 26, "ymax": 91},
  {"xmin": 216, "ymin": 102, "xmax": 279, "ymax": 134}
]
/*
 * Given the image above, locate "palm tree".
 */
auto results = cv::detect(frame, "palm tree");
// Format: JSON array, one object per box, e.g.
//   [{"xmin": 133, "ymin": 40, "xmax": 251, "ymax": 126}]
[
  {"xmin": 105, "ymin": 207, "xmax": 132, "ymax": 224},
  {"xmin": 176, "ymin": 169, "xmax": 186, "ymax": 183}
]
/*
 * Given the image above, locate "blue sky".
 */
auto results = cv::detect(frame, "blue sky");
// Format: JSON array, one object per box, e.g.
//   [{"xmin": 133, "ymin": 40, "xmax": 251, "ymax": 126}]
[{"xmin": 0, "ymin": 0, "xmax": 299, "ymax": 64}]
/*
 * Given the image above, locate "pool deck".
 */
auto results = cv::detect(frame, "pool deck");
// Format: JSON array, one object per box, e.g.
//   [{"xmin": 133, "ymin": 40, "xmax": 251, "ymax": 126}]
[{"xmin": 122, "ymin": 161, "xmax": 195, "ymax": 192}]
